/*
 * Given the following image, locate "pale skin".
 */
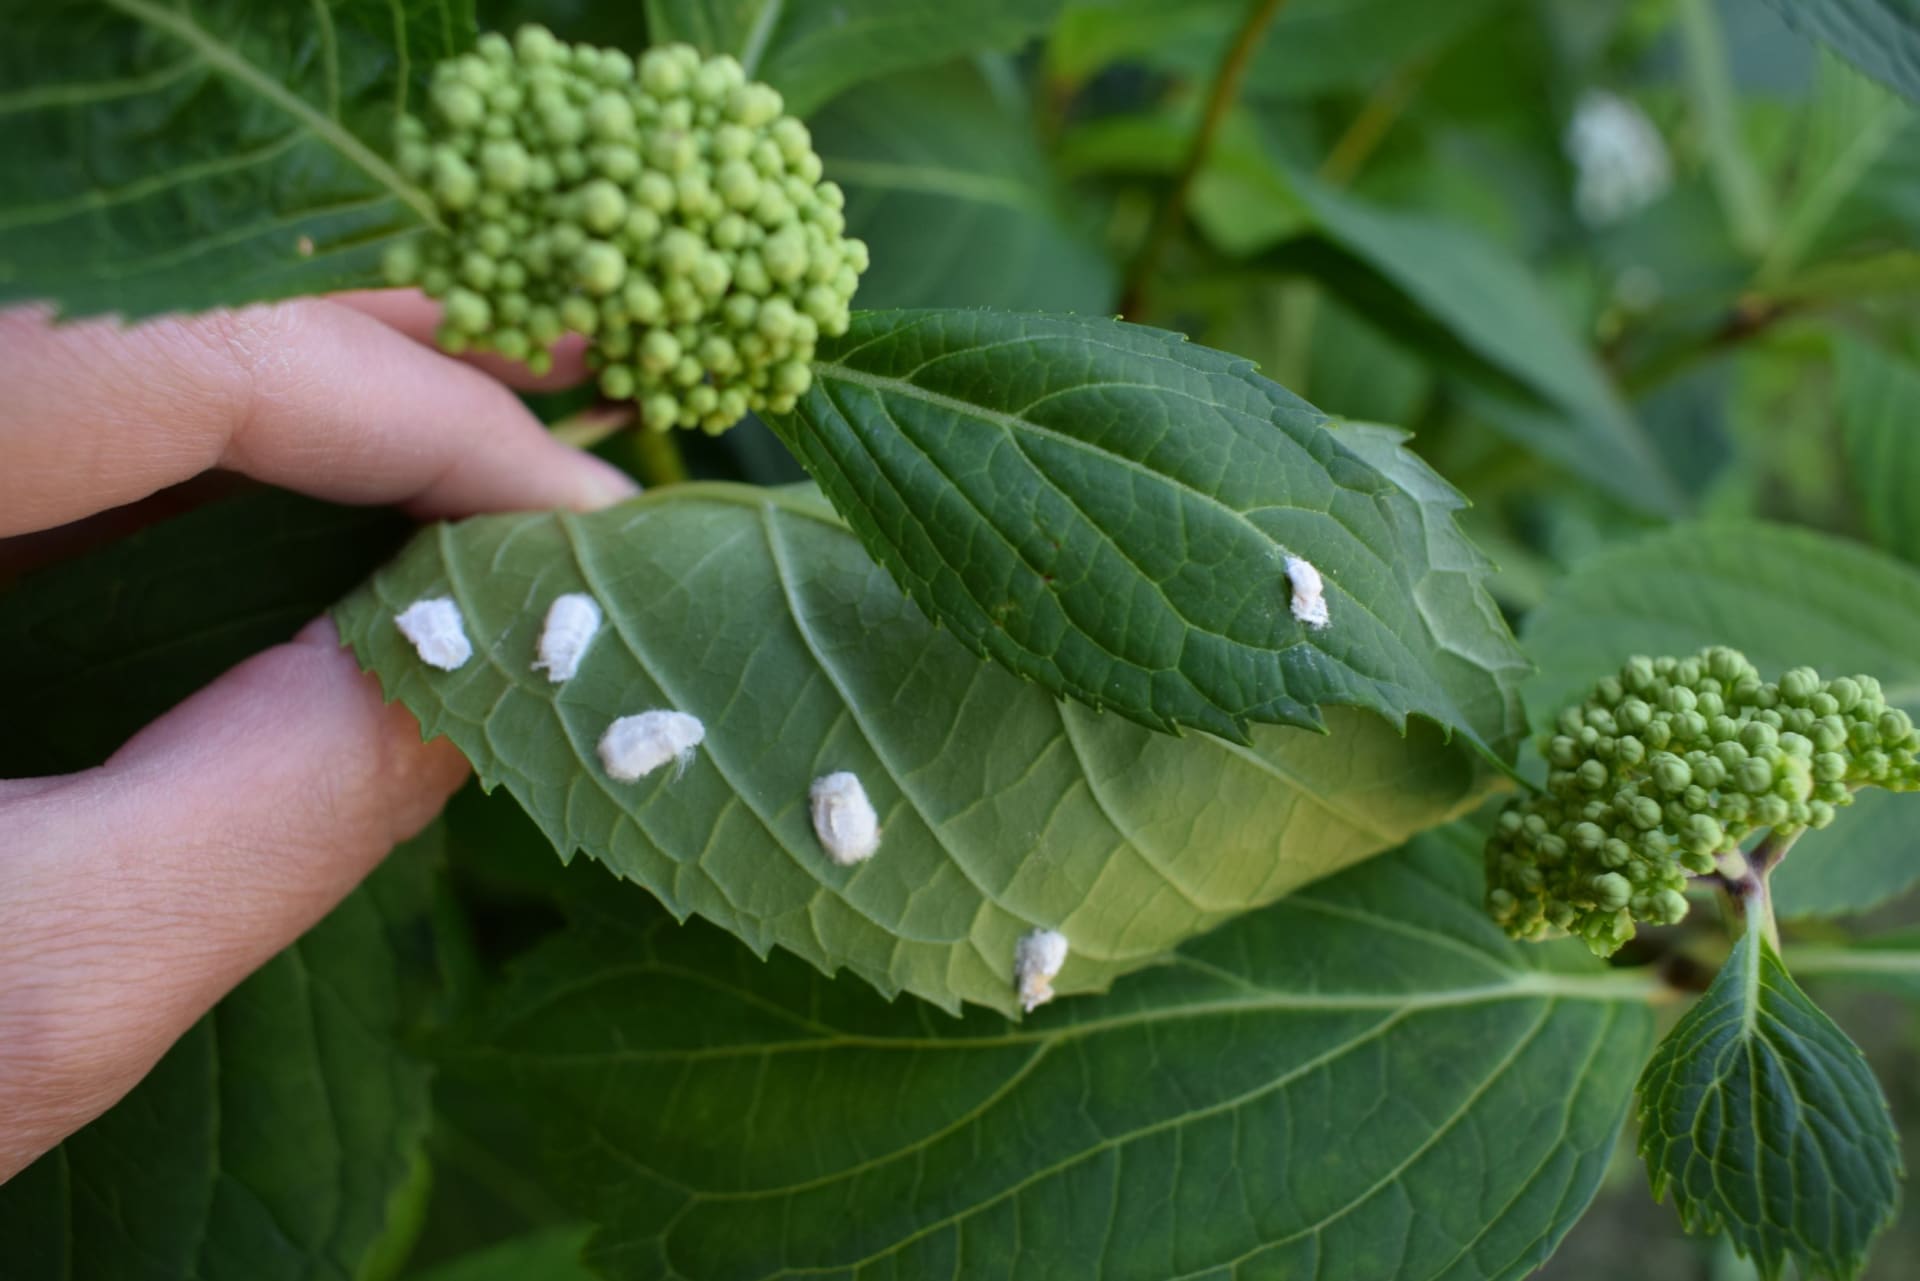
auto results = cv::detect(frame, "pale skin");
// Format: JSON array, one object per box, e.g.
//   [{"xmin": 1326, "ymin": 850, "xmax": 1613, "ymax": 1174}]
[{"xmin": 0, "ymin": 291, "xmax": 638, "ymax": 1180}]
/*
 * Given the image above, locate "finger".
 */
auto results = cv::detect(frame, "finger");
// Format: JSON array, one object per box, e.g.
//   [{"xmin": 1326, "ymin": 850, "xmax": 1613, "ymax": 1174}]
[
  {"xmin": 0, "ymin": 300, "xmax": 638, "ymax": 539},
  {"xmin": 0, "ymin": 620, "xmax": 466, "ymax": 1178},
  {"xmin": 330, "ymin": 288, "xmax": 593, "ymax": 391}
]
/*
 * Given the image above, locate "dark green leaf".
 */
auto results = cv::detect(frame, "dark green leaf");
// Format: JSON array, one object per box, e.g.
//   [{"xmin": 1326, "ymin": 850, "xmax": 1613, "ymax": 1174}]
[
  {"xmin": 1837, "ymin": 334, "xmax": 1920, "ymax": 566},
  {"xmin": 0, "ymin": 487, "xmax": 409, "ymax": 777},
  {"xmin": 1637, "ymin": 925, "xmax": 1901, "ymax": 1279},
  {"xmin": 0, "ymin": 0, "xmax": 470, "ymax": 318},
  {"xmin": 643, "ymin": 0, "xmax": 1063, "ymax": 118},
  {"xmin": 442, "ymin": 834, "xmax": 1655, "ymax": 1281},
  {"xmin": 1276, "ymin": 179, "xmax": 1684, "ymax": 516},
  {"xmin": 1521, "ymin": 520, "xmax": 1920, "ymax": 919},
  {"xmin": 0, "ymin": 834, "xmax": 442, "ymax": 1281},
  {"xmin": 1758, "ymin": 0, "xmax": 1920, "ymax": 105},
  {"xmin": 812, "ymin": 63, "xmax": 1114, "ymax": 312},
  {"xmin": 1049, "ymin": 0, "xmax": 1508, "ymax": 98},
  {"xmin": 335, "ymin": 482, "xmax": 1504, "ymax": 1016},
  {"xmin": 769, "ymin": 310, "xmax": 1528, "ymax": 752}
]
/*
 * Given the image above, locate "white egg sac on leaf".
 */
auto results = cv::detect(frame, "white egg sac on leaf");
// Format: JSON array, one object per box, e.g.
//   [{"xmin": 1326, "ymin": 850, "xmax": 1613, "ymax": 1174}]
[
  {"xmin": 598, "ymin": 709, "xmax": 705, "ymax": 782},
  {"xmin": 395, "ymin": 597, "xmax": 472, "ymax": 670},
  {"xmin": 532, "ymin": 592, "xmax": 603, "ymax": 682},
  {"xmin": 1014, "ymin": 928, "xmax": 1070, "ymax": 1013},
  {"xmin": 808, "ymin": 771, "xmax": 880, "ymax": 865},
  {"xmin": 1284, "ymin": 554, "xmax": 1330, "ymax": 629}
]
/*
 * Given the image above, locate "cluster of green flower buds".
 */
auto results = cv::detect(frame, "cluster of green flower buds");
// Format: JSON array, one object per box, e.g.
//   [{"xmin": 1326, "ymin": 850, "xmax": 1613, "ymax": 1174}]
[
  {"xmin": 382, "ymin": 25, "xmax": 869, "ymax": 433},
  {"xmin": 1486, "ymin": 647, "xmax": 1920, "ymax": 956}
]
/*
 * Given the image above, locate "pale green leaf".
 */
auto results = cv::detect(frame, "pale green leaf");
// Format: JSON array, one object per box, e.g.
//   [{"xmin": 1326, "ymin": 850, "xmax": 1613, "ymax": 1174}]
[
  {"xmin": 1637, "ymin": 926, "xmax": 1901, "ymax": 1280},
  {"xmin": 0, "ymin": 836, "xmax": 441, "ymax": 1281},
  {"xmin": 1756, "ymin": 51, "xmax": 1916, "ymax": 287},
  {"xmin": 1791, "ymin": 930, "xmax": 1920, "ymax": 1000},
  {"xmin": 334, "ymin": 482, "xmax": 1502, "ymax": 1017},
  {"xmin": 811, "ymin": 62, "xmax": 1114, "ymax": 312},
  {"xmin": 1758, "ymin": 0, "xmax": 1920, "ymax": 106},
  {"xmin": 442, "ymin": 834, "xmax": 1655, "ymax": 1281},
  {"xmin": 0, "ymin": 0, "xmax": 468, "ymax": 318},
  {"xmin": 767, "ymin": 309, "xmax": 1528, "ymax": 753},
  {"xmin": 408, "ymin": 1226, "xmax": 598, "ymax": 1281},
  {"xmin": 1521, "ymin": 520, "xmax": 1920, "ymax": 919},
  {"xmin": 1837, "ymin": 334, "xmax": 1920, "ymax": 566},
  {"xmin": 642, "ymin": 0, "xmax": 1063, "ymax": 117}
]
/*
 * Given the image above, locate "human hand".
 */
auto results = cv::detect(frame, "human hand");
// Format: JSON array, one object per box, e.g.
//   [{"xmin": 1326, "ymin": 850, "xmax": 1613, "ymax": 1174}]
[{"xmin": 0, "ymin": 292, "xmax": 637, "ymax": 1179}]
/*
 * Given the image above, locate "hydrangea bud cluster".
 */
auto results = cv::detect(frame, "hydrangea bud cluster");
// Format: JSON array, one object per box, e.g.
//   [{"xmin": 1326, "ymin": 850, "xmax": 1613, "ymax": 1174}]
[
  {"xmin": 1486, "ymin": 647, "xmax": 1920, "ymax": 956},
  {"xmin": 381, "ymin": 25, "xmax": 869, "ymax": 433}
]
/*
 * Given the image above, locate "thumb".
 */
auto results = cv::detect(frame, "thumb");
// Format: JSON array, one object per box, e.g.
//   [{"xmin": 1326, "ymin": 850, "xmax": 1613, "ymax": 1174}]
[{"xmin": 0, "ymin": 619, "xmax": 466, "ymax": 1178}]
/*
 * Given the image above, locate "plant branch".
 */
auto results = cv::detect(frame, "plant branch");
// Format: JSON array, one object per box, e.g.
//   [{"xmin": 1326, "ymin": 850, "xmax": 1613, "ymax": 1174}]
[
  {"xmin": 1318, "ymin": 56, "xmax": 1430, "ymax": 189},
  {"xmin": 1117, "ymin": 0, "xmax": 1289, "ymax": 320}
]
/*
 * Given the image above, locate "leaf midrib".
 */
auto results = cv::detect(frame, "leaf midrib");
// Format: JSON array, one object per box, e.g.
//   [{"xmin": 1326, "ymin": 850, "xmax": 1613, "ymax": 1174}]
[{"xmin": 104, "ymin": 0, "xmax": 437, "ymax": 226}]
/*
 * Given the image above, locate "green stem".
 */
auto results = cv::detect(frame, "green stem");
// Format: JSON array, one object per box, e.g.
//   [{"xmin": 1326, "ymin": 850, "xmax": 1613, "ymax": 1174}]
[
  {"xmin": 547, "ymin": 402, "xmax": 635, "ymax": 451},
  {"xmin": 630, "ymin": 424, "xmax": 690, "ymax": 487},
  {"xmin": 1116, "ymin": 0, "xmax": 1290, "ymax": 320}
]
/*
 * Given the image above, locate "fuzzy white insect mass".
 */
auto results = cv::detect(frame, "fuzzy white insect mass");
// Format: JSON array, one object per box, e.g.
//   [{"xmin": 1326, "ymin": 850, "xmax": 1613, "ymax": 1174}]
[
  {"xmin": 532, "ymin": 592, "xmax": 603, "ymax": 682},
  {"xmin": 1564, "ymin": 91, "xmax": 1672, "ymax": 228},
  {"xmin": 395, "ymin": 597, "xmax": 473, "ymax": 670},
  {"xmin": 1285, "ymin": 555, "xmax": 1330, "ymax": 629},
  {"xmin": 809, "ymin": 771, "xmax": 881, "ymax": 865},
  {"xmin": 598, "ymin": 710, "xmax": 706, "ymax": 782},
  {"xmin": 1014, "ymin": 928, "xmax": 1070, "ymax": 1013}
]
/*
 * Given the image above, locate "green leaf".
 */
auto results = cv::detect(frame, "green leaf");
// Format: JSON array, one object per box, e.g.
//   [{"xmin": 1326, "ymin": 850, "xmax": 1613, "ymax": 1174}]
[
  {"xmin": 0, "ymin": 487, "xmax": 409, "ymax": 777},
  {"xmin": 1521, "ymin": 520, "xmax": 1920, "ymax": 919},
  {"xmin": 1274, "ymin": 179, "xmax": 1685, "ymax": 516},
  {"xmin": 0, "ymin": 0, "xmax": 468, "ymax": 319},
  {"xmin": 408, "ymin": 1226, "xmax": 598, "ymax": 1281},
  {"xmin": 1837, "ymin": 334, "xmax": 1920, "ymax": 566},
  {"xmin": 1049, "ymin": 0, "xmax": 1507, "ymax": 98},
  {"xmin": 1792, "ymin": 930, "xmax": 1920, "ymax": 1000},
  {"xmin": 1058, "ymin": 114, "xmax": 1681, "ymax": 515},
  {"xmin": 441, "ymin": 833, "xmax": 1655, "ymax": 1281},
  {"xmin": 767, "ymin": 309, "xmax": 1528, "ymax": 752},
  {"xmin": 1756, "ymin": 51, "xmax": 1915, "ymax": 288},
  {"xmin": 1636, "ymin": 924, "xmax": 1901, "ymax": 1279},
  {"xmin": 1758, "ymin": 0, "xmax": 1920, "ymax": 106},
  {"xmin": 334, "ymin": 482, "xmax": 1504, "ymax": 1016},
  {"xmin": 0, "ymin": 834, "xmax": 442, "ymax": 1281},
  {"xmin": 811, "ymin": 62, "xmax": 1114, "ymax": 313},
  {"xmin": 643, "ymin": 0, "xmax": 1063, "ymax": 118}
]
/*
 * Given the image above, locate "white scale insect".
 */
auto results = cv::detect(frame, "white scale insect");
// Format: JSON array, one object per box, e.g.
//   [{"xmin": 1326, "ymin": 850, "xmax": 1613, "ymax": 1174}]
[
  {"xmin": 1284, "ymin": 554, "xmax": 1330, "ymax": 630},
  {"xmin": 598, "ymin": 710, "xmax": 705, "ymax": 782},
  {"xmin": 532, "ymin": 592, "xmax": 602, "ymax": 682},
  {"xmin": 1014, "ymin": 928, "xmax": 1069, "ymax": 1013},
  {"xmin": 394, "ymin": 597, "xmax": 473, "ymax": 670},
  {"xmin": 809, "ymin": 771, "xmax": 880, "ymax": 865}
]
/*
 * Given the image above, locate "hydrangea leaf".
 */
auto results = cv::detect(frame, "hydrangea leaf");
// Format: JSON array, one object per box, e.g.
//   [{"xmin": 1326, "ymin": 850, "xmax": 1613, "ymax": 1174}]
[
  {"xmin": 1758, "ymin": 0, "xmax": 1920, "ymax": 106},
  {"xmin": 1837, "ymin": 334, "xmax": 1920, "ymax": 566},
  {"xmin": 812, "ymin": 62, "xmax": 1115, "ymax": 313},
  {"xmin": 1637, "ymin": 925, "xmax": 1901, "ymax": 1280},
  {"xmin": 766, "ymin": 310, "xmax": 1528, "ymax": 755},
  {"xmin": 436, "ymin": 831, "xmax": 1656, "ymax": 1281},
  {"xmin": 643, "ymin": 0, "xmax": 1064, "ymax": 118},
  {"xmin": 333, "ymin": 482, "xmax": 1504, "ymax": 1016},
  {"xmin": 1, "ymin": 0, "xmax": 469, "ymax": 319},
  {"xmin": 1522, "ymin": 520, "xmax": 1920, "ymax": 918},
  {"xmin": 0, "ymin": 834, "xmax": 441, "ymax": 1281}
]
